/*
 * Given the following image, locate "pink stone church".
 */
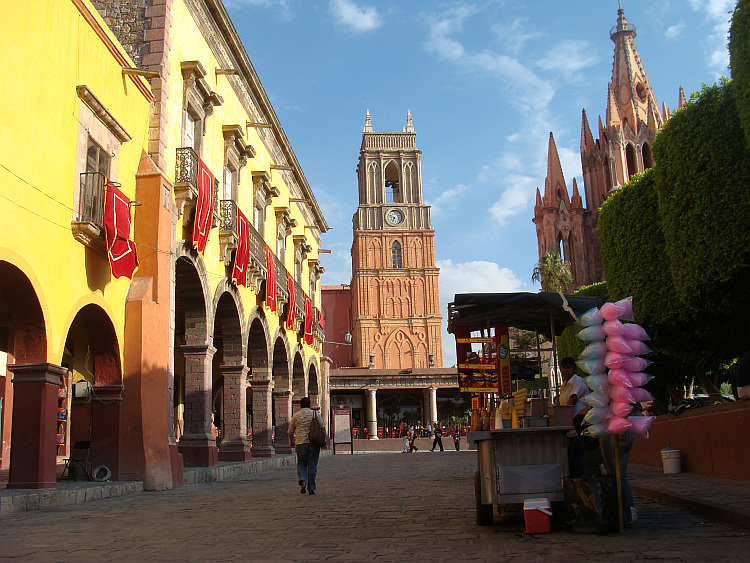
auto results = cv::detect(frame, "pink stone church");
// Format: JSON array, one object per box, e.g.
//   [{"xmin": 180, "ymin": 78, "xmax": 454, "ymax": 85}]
[{"xmin": 533, "ymin": 6, "xmax": 686, "ymax": 290}]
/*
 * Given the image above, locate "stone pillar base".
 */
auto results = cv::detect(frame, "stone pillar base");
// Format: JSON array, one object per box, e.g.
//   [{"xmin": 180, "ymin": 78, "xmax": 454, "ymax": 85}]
[
  {"xmin": 250, "ymin": 445, "xmax": 275, "ymax": 458},
  {"xmin": 170, "ymin": 444, "xmax": 184, "ymax": 488},
  {"xmin": 274, "ymin": 444, "xmax": 294, "ymax": 454},
  {"xmin": 218, "ymin": 449, "xmax": 252, "ymax": 462},
  {"xmin": 178, "ymin": 444, "xmax": 218, "ymax": 468}
]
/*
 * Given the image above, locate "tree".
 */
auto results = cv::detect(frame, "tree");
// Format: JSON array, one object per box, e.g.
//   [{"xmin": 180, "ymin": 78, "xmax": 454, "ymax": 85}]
[
  {"xmin": 531, "ymin": 252, "xmax": 572, "ymax": 292},
  {"xmin": 730, "ymin": 0, "xmax": 750, "ymax": 148}
]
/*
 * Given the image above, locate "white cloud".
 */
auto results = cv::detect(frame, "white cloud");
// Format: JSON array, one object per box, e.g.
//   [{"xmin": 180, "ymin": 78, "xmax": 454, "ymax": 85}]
[
  {"xmin": 437, "ymin": 259, "xmax": 527, "ymax": 366},
  {"xmin": 537, "ymin": 40, "xmax": 599, "ymax": 80},
  {"xmin": 664, "ymin": 21, "xmax": 686, "ymax": 40},
  {"xmin": 688, "ymin": 0, "xmax": 734, "ymax": 75},
  {"xmin": 427, "ymin": 183, "xmax": 471, "ymax": 217},
  {"xmin": 330, "ymin": 0, "xmax": 382, "ymax": 32},
  {"xmin": 491, "ymin": 18, "xmax": 544, "ymax": 56},
  {"xmin": 424, "ymin": 7, "xmax": 554, "ymax": 114},
  {"xmin": 224, "ymin": 0, "xmax": 292, "ymax": 20}
]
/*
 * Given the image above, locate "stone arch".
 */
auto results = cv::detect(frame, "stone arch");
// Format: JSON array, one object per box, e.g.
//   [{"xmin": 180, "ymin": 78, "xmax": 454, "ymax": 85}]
[
  {"xmin": 173, "ymin": 244, "xmax": 217, "ymax": 467},
  {"xmin": 0, "ymin": 260, "xmax": 47, "ymax": 364},
  {"xmin": 291, "ymin": 349, "xmax": 305, "ymax": 402},
  {"xmin": 384, "ymin": 160, "xmax": 401, "ymax": 203},
  {"xmin": 642, "ymin": 142, "xmax": 655, "ymax": 169},
  {"xmin": 271, "ymin": 334, "xmax": 293, "ymax": 453},
  {"xmin": 403, "ymin": 161, "xmax": 415, "ymax": 202},
  {"xmin": 64, "ymin": 303, "xmax": 123, "ymax": 478},
  {"xmin": 367, "ymin": 161, "xmax": 380, "ymax": 203},
  {"xmin": 385, "ymin": 329, "xmax": 414, "ymax": 370},
  {"xmin": 212, "ymin": 285, "xmax": 247, "ymax": 460},
  {"xmin": 367, "ymin": 238, "xmax": 382, "ymax": 268},
  {"xmin": 625, "ymin": 143, "xmax": 638, "ymax": 180},
  {"xmin": 247, "ymin": 312, "xmax": 274, "ymax": 457}
]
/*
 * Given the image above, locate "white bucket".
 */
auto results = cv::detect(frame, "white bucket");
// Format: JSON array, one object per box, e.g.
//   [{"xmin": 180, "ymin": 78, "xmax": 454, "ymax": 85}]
[{"xmin": 661, "ymin": 447, "xmax": 681, "ymax": 474}]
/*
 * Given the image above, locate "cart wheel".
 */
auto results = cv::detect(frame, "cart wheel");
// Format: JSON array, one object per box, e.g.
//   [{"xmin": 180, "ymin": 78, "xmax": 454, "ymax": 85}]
[{"xmin": 474, "ymin": 471, "xmax": 494, "ymax": 526}]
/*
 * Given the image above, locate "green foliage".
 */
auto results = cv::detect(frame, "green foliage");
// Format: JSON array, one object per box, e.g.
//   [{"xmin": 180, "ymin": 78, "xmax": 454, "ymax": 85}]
[
  {"xmin": 730, "ymin": 0, "xmax": 750, "ymax": 148},
  {"xmin": 555, "ymin": 282, "xmax": 609, "ymax": 361},
  {"xmin": 532, "ymin": 252, "xmax": 572, "ymax": 291},
  {"xmin": 652, "ymin": 80, "xmax": 750, "ymax": 361}
]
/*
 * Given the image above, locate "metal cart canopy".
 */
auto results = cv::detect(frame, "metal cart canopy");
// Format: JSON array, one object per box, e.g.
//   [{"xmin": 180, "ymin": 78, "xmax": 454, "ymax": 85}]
[{"xmin": 448, "ymin": 291, "xmax": 603, "ymax": 338}]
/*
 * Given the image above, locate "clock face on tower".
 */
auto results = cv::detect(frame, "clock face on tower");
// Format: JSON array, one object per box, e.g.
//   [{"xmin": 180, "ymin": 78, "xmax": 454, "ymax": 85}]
[{"xmin": 386, "ymin": 209, "xmax": 404, "ymax": 226}]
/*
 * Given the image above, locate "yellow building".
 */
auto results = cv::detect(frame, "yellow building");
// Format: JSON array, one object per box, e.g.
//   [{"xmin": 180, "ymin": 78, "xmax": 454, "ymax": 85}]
[
  {"xmin": 1, "ymin": 0, "xmax": 328, "ymax": 491},
  {"xmin": 0, "ymin": 0, "xmax": 152, "ymax": 487}
]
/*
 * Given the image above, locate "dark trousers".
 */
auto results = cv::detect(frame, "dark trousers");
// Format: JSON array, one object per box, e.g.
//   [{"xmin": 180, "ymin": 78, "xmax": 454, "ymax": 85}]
[
  {"xmin": 431, "ymin": 436, "xmax": 444, "ymax": 451},
  {"xmin": 296, "ymin": 442, "xmax": 321, "ymax": 492}
]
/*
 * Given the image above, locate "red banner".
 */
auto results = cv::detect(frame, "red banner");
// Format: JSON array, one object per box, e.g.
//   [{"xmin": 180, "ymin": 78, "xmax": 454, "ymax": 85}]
[
  {"xmin": 304, "ymin": 294, "xmax": 313, "ymax": 345},
  {"xmin": 193, "ymin": 158, "xmax": 213, "ymax": 253},
  {"xmin": 265, "ymin": 244, "xmax": 276, "ymax": 312},
  {"xmin": 286, "ymin": 273, "xmax": 296, "ymax": 329},
  {"xmin": 103, "ymin": 181, "xmax": 138, "ymax": 279},
  {"xmin": 232, "ymin": 207, "xmax": 249, "ymax": 287}
]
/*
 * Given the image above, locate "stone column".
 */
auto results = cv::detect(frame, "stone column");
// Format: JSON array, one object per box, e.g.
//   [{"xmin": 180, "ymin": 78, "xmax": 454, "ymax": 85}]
[
  {"xmin": 273, "ymin": 389, "xmax": 293, "ymax": 454},
  {"xmin": 178, "ymin": 344, "xmax": 218, "ymax": 467},
  {"xmin": 7, "ymin": 363, "xmax": 65, "ymax": 489},
  {"xmin": 91, "ymin": 383, "xmax": 123, "ymax": 481},
  {"xmin": 428, "ymin": 385, "xmax": 438, "ymax": 426},
  {"xmin": 250, "ymin": 372, "xmax": 274, "ymax": 457},
  {"xmin": 366, "ymin": 387, "xmax": 378, "ymax": 439},
  {"xmin": 218, "ymin": 364, "xmax": 251, "ymax": 461}
]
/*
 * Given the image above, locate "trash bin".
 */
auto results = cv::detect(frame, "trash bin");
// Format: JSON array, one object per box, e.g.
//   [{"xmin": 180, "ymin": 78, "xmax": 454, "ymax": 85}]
[{"xmin": 661, "ymin": 444, "xmax": 681, "ymax": 474}]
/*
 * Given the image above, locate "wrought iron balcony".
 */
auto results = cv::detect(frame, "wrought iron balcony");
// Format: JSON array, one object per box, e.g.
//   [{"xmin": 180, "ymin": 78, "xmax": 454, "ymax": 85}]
[
  {"xmin": 219, "ymin": 199, "xmax": 267, "ymax": 292},
  {"xmin": 313, "ymin": 307, "xmax": 325, "ymax": 347},
  {"xmin": 71, "ymin": 172, "xmax": 107, "ymax": 254},
  {"xmin": 293, "ymin": 279, "xmax": 305, "ymax": 331},
  {"xmin": 272, "ymin": 254, "xmax": 290, "ymax": 308},
  {"xmin": 174, "ymin": 147, "xmax": 220, "ymax": 227}
]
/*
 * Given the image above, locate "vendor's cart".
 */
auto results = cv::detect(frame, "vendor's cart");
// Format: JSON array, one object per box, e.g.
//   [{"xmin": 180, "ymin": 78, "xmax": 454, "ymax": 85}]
[{"xmin": 448, "ymin": 291, "xmax": 602, "ymax": 526}]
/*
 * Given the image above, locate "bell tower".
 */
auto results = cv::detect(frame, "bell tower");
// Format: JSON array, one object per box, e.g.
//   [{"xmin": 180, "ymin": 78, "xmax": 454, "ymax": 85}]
[{"xmin": 350, "ymin": 111, "xmax": 443, "ymax": 369}]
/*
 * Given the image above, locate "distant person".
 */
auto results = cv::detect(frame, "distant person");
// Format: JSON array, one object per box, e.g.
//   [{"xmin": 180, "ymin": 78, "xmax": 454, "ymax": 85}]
[
  {"xmin": 452, "ymin": 430, "xmax": 461, "ymax": 451},
  {"xmin": 430, "ymin": 425, "xmax": 444, "ymax": 452},
  {"xmin": 401, "ymin": 424, "xmax": 410, "ymax": 453},
  {"xmin": 408, "ymin": 425, "xmax": 418, "ymax": 453},
  {"xmin": 288, "ymin": 397, "xmax": 325, "ymax": 495},
  {"xmin": 560, "ymin": 356, "xmax": 589, "ymax": 476}
]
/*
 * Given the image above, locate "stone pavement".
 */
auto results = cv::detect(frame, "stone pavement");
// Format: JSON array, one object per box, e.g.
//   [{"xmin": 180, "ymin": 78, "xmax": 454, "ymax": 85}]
[{"xmin": 1, "ymin": 451, "xmax": 749, "ymax": 562}]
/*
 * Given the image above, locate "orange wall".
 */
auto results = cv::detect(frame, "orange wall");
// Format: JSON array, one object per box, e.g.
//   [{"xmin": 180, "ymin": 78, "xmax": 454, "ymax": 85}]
[{"xmin": 630, "ymin": 401, "xmax": 750, "ymax": 481}]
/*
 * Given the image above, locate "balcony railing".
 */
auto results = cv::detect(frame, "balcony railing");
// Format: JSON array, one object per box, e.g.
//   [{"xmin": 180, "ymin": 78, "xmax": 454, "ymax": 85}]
[
  {"xmin": 273, "ymin": 254, "xmax": 290, "ymax": 308},
  {"xmin": 219, "ymin": 199, "xmax": 267, "ymax": 292},
  {"xmin": 71, "ymin": 172, "xmax": 107, "ymax": 254},
  {"xmin": 174, "ymin": 147, "xmax": 219, "ymax": 226},
  {"xmin": 294, "ymin": 279, "xmax": 305, "ymax": 329},
  {"xmin": 313, "ymin": 307, "xmax": 325, "ymax": 346}
]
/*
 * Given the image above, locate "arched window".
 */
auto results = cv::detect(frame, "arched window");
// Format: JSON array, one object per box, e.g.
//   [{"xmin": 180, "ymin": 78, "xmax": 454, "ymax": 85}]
[
  {"xmin": 642, "ymin": 143, "xmax": 655, "ymax": 169},
  {"xmin": 391, "ymin": 241, "xmax": 402, "ymax": 269},
  {"xmin": 385, "ymin": 162, "xmax": 401, "ymax": 203},
  {"xmin": 626, "ymin": 143, "xmax": 637, "ymax": 180}
]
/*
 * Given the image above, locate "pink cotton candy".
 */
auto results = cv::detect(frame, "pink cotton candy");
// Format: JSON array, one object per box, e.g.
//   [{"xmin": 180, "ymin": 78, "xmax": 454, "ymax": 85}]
[
  {"xmin": 583, "ymin": 406, "xmax": 610, "ymax": 424},
  {"xmin": 610, "ymin": 385, "xmax": 637, "ymax": 404},
  {"xmin": 603, "ymin": 320, "xmax": 626, "ymax": 337},
  {"xmin": 580, "ymin": 307, "xmax": 604, "ymax": 327},
  {"xmin": 580, "ymin": 341, "xmax": 608, "ymax": 359},
  {"xmin": 582, "ymin": 423, "xmax": 608, "ymax": 438},
  {"xmin": 622, "ymin": 356, "xmax": 653, "ymax": 372},
  {"xmin": 621, "ymin": 323, "xmax": 650, "ymax": 341},
  {"xmin": 604, "ymin": 351, "xmax": 630, "ymax": 370},
  {"xmin": 627, "ymin": 416, "xmax": 655, "ymax": 437},
  {"xmin": 585, "ymin": 374, "xmax": 609, "ymax": 393},
  {"xmin": 608, "ymin": 369, "xmax": 634, "ymax": 388},
  {"xmin": 630, "ymin": 388, "xmax": 654, "ymax": 402},
  {"xmin": 600, "ymin": 297, "xmax": 633, "ymax": 321},
  {"xmin": 582, "ymin": 391, "xmax": 610, "ymax": 408},
  {"xmin": 626, "ymin": 371, "xmax": 654, "ymax": 387},
  {"xmin": 609, "ymin": 401, "xmax": 633, "ymax": 417},
  {"xmin": 577, "ymin": 325, "xmax": 607, "ymax": 342},
  {"xmin": 606, "ymin": 416, "xmax": 632, "ymax": 434},
  {"xmin": 577, "ymin": 358, "xmax": 606, "ymax": 375},
  {"xmin": 607, "ymin": 336, "xmax": 637, "ymax": 354}
]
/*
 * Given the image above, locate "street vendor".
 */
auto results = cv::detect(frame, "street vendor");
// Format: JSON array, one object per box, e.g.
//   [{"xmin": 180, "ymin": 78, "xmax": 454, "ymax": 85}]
[{"xmin": 559, "ymin": 356, "xmax": 589, "ymax": 416}]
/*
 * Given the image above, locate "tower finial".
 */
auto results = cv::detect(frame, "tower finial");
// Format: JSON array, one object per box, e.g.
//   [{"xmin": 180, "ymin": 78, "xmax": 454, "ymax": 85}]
[
  {"xmin": 405, "ymin": 110, "xmax": 414, "ymax": 133},
  {"xmin": 364, "ymin": 109, "xmax": 372, "ymax": 133}
]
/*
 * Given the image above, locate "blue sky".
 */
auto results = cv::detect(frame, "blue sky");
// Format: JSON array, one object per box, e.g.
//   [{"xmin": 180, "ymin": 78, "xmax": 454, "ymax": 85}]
[{"xmin": 225, "ymin": 0, "xmax": 735, "ymax": 365}]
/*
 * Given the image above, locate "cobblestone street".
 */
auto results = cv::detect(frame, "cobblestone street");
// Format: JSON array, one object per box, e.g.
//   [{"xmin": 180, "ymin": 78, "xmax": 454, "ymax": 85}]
[{"xmin": 0, "ymin": 451, "xmax": 748, "ymax": 562}]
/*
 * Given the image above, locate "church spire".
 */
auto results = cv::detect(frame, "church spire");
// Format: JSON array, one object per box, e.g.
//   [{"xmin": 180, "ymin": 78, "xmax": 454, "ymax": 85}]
[
  {"xmin": 608, "ymin": 5, "xmax": 663, "ymax": 132},
  {"xmin": 543, "ymin": 132, "xmax": 569, "ymax": 207}
]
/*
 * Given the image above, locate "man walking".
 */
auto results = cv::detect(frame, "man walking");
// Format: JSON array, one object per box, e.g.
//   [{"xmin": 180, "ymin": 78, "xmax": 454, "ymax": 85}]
[{"xmin": 288, "ymin": 397, "xmax": 324, "ymax": 495}]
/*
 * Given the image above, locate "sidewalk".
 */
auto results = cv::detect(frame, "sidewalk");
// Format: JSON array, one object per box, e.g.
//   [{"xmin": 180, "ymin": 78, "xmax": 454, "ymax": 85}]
[
  {"xmin": 629, "ymin": 463, "xmax": 750, "ymax": 531},
  {"xmin": 2, "ymin": 454, "xmax": 750, "ymax": 532}
]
